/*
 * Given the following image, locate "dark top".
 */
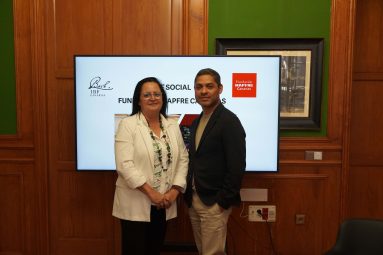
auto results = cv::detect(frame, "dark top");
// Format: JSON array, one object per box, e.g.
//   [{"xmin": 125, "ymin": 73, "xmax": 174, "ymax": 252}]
[{"xmin": 184, "ymin": 103, "xmax": 246, "ymax": 209}]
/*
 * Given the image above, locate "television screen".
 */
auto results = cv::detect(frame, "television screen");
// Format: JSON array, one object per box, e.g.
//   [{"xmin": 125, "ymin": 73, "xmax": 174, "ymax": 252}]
[{"xmin": 74, "ymin": 56, "xmax": 280, "ymax": 172}]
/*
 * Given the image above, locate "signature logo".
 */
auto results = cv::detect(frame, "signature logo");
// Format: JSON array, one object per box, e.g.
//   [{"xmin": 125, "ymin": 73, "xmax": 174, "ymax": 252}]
[
  {"xmin": 232, "ymin": 73, "xmax": 257, "ymax": 98},
  {"xmin": 88, "ymin": 76, "xmax": 113, "ymax": 97}
]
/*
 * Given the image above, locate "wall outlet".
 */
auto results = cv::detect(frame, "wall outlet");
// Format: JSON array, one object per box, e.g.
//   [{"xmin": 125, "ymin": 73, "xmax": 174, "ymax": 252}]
[
  {"xmin": 248, "ymin": 205, "xmax": 276, "ymax": 222},
  {"xmin": 295, "ymin": 214, "xmax": 306, "ymax": 224}
]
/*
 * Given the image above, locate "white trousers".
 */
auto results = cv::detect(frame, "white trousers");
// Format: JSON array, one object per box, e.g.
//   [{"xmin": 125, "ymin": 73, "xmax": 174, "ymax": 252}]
[{"xmin": 189, "ymin": 192, "xmax": 232, "ymax": 255}]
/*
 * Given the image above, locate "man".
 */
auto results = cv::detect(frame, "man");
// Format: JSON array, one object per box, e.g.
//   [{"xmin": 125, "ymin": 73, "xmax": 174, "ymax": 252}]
[{"xmin": 185, "ymin": 68, "xmax": 246, "ymax": 255}]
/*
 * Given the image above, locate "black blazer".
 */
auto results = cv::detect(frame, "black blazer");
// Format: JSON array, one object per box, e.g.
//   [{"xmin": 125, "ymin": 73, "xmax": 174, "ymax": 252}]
[{"xmin": 184, "ymin": 103, "xmax": 246, "ymax": 209}]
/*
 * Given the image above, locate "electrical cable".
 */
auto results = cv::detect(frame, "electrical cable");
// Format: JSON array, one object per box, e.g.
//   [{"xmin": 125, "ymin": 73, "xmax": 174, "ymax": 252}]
[
  {"xmin": 257, "ymin": 209, "xmax": 278, "ymax": 255},
  {"xmin": 239, "ymin": 202, "xmax": 247, "ymax": 218}
]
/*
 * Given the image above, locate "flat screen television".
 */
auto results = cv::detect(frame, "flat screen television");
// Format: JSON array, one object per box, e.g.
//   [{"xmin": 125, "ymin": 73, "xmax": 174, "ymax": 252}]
[{"xmin": 74, "ymin": 56, "xmax": 280, "ymax": 172}]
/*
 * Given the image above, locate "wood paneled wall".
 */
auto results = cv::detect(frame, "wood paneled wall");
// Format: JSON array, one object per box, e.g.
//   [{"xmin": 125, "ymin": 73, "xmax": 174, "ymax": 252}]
[
  {"xmin": 347, "ymin": 0, "xmax": 383, "ymax": 218},
  {"xmin": 3, "ymin": 0, "xmax": 381, "ymax": 254}
]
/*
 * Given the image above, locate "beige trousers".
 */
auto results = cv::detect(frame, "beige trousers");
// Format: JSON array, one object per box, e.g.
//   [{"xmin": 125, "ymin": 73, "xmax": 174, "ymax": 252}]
[{"xmin": 189, "ymin": 192, "xmax": 232, "ymax": 255}]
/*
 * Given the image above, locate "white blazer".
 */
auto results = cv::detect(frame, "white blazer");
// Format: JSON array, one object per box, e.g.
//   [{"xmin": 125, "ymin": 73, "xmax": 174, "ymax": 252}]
[{"xmin": 112, "ymin": 113, "xmax": 189, "ymax": 222}]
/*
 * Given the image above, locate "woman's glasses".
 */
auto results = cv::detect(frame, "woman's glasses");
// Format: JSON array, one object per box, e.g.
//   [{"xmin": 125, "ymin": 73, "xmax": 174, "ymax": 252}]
[{"xmin": 142, "ymin": 92, "xmax": 162, "ymax": 99}]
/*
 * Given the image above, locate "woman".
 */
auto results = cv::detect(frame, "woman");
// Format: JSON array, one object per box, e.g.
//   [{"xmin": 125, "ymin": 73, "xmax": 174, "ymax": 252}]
[{"xmin": 113, "ymin": 77, "xmax": 188, "ymax": 255}]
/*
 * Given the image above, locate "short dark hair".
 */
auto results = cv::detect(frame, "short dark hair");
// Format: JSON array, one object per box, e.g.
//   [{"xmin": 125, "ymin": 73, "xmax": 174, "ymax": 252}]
[
  {"xmin": 131, "ymin": 77, "xmax": 168, "ymax": 117},
  {"xmin": 194, "ymin": 68, "xmax": 222, "ymax": 86}
]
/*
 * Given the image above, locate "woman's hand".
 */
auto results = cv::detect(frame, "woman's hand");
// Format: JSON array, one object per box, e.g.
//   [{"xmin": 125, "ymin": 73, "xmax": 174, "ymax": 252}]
[
  {"xmin": 139, "ymin": 183, "xmax": 182, "ymax": 209},
  {"xmin": 148, "ymin": 190, "xmax": 165, "ymax": 205},
  {"xmin": 163, "ymin": 187, "xmax": 180, "ymax": 209},
  {"xmin": 138, "ymin": 183, "xmax": 164, "ymax": 205}
]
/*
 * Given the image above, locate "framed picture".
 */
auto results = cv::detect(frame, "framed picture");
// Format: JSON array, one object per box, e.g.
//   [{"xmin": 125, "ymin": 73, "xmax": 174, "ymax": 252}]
[{"xmin": 216, "ymin": 38, "xmax": 324, "ymax": 130}]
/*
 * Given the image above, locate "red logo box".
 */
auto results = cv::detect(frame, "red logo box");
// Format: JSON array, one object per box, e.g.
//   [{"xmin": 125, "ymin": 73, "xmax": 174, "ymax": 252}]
[{"xmin": 232, "ymin": 73, "xmax": 257, "ymax": 97}]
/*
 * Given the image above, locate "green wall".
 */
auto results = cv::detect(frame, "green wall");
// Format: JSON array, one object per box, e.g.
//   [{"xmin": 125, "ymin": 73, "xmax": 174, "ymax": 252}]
[
  {"xmin": 0, "ymin": 0, "xmax": 17, "ymax": 134},
  {"xmin": 209, "ymin": 0, "xmax": 331, "ymax": 136}
]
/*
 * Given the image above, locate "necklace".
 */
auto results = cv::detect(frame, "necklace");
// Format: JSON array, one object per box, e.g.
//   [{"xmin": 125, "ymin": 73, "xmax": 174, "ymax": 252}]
[{"xmin": 148, "ymin": 118, "xmax": 172, "ymax": 172}]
